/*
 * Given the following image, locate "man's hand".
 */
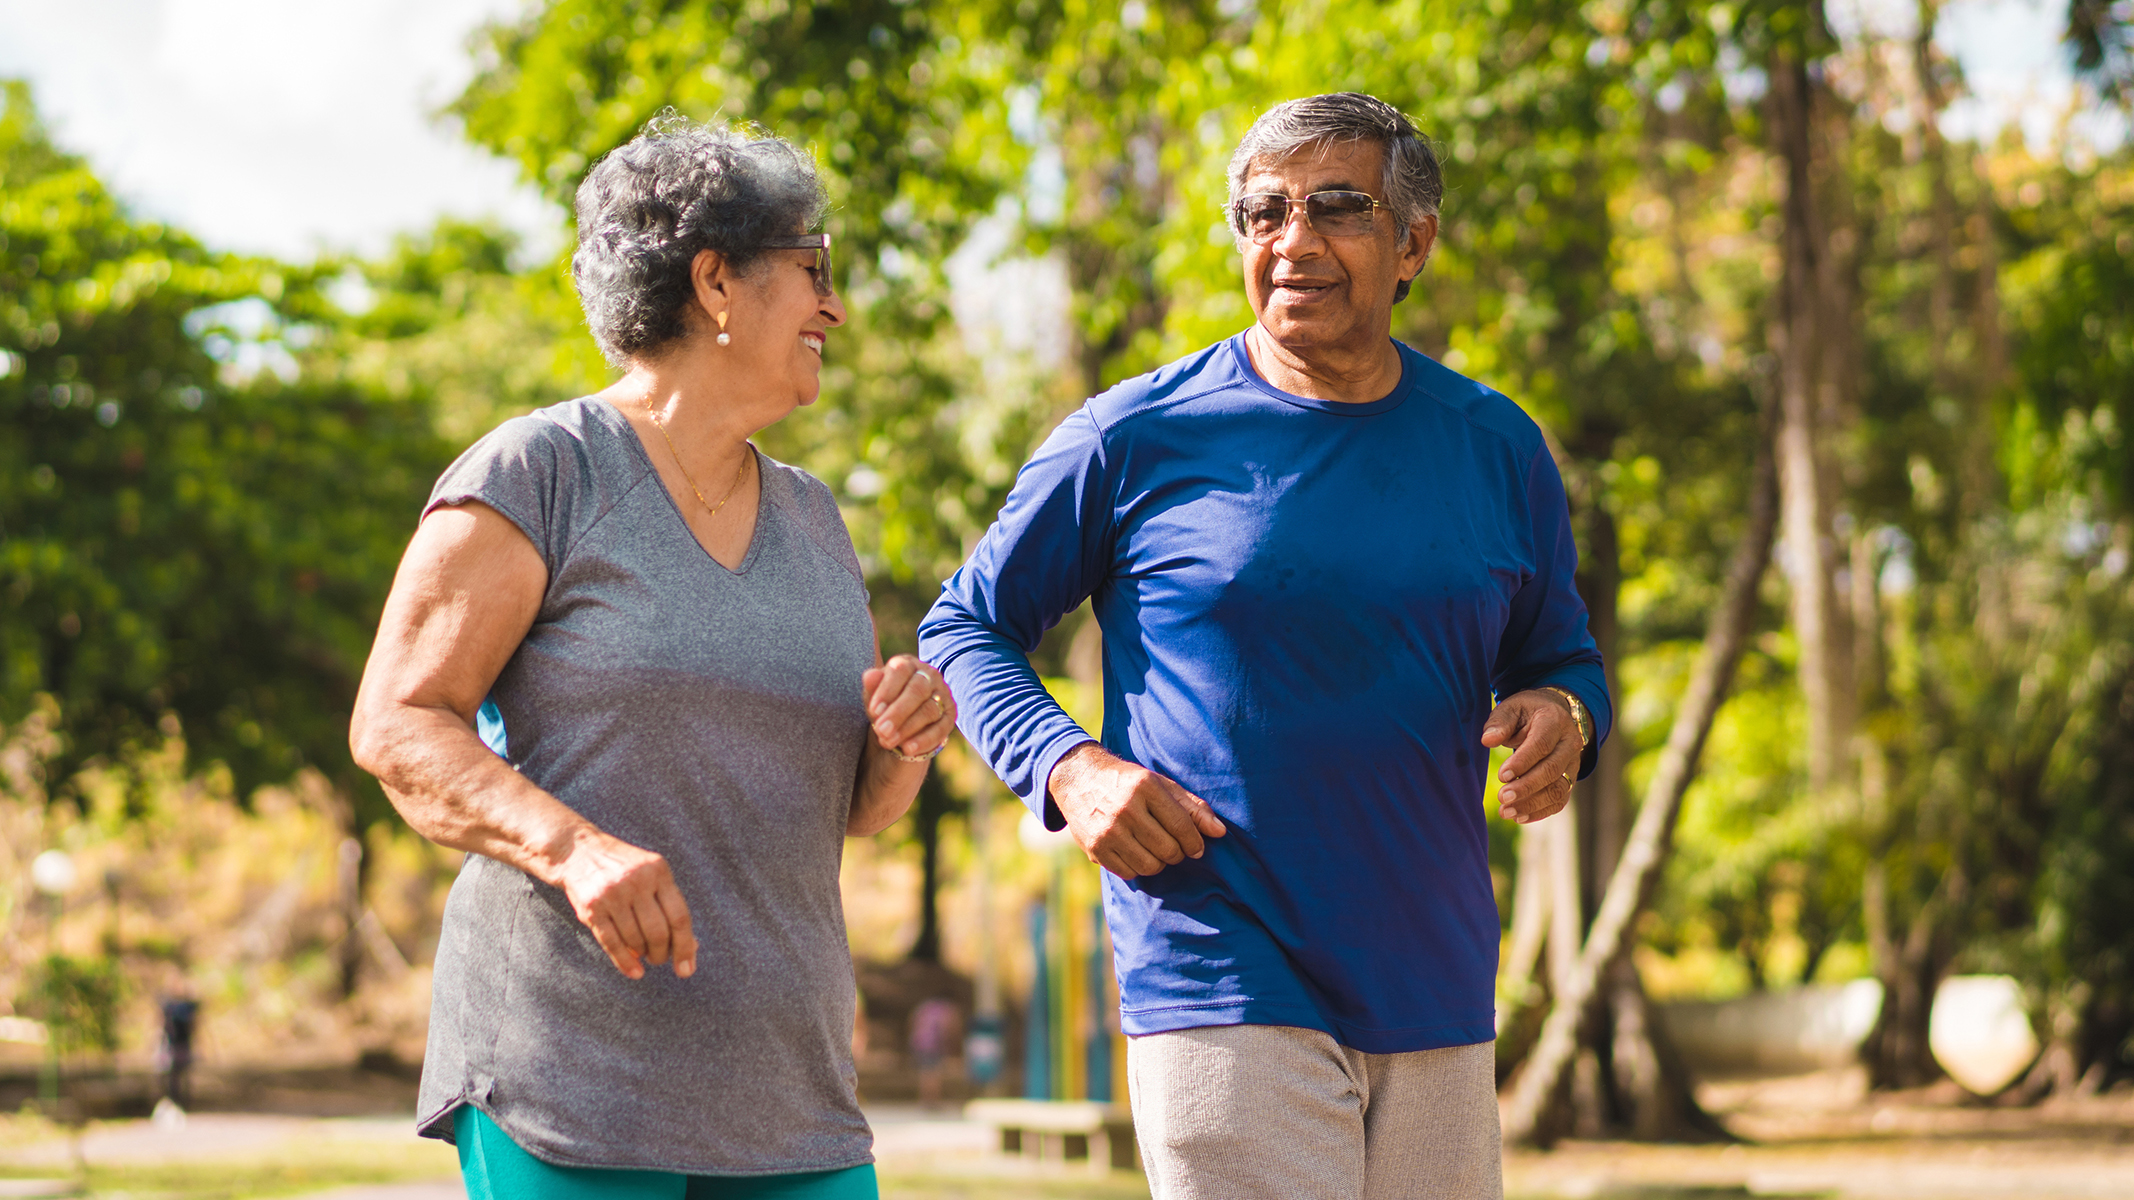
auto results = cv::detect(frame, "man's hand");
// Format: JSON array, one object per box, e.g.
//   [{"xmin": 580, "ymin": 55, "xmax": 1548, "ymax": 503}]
[
  {"xmin": 1047, "ymin": 743, "xmax": 1227, "ymax": 879},
  {"xmin": 551, "ymin": 827, "xmax": 698, "ymax": 981},
  {"xmin": 1480, "ymin": 689, "xmax": 1585, "ymax": 824}
]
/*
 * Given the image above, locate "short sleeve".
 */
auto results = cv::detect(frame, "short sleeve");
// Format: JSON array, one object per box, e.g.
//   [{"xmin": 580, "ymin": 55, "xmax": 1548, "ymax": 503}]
[
  {"xmin": 423, "ymin": 414, "xmax": 587, "ymax": 574},
  {"xmin": 766, "ymin": 459, "xmax": 869, "ymax": 599}
]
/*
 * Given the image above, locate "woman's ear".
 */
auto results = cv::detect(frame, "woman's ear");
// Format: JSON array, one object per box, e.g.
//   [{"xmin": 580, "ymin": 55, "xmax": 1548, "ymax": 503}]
[{"xmin": 688, "ymin": 248, "xmax": 730, "ymax": 325}]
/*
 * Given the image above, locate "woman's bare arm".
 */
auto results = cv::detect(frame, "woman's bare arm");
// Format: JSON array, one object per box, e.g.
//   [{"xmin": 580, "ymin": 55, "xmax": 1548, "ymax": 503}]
[
  {"xmin": 348, "ymin": 502, "xmax": 696, "ymax": 980},
  {"xmin": 848, "ymin": 632, "xmax": 957, "ymax": 836}
]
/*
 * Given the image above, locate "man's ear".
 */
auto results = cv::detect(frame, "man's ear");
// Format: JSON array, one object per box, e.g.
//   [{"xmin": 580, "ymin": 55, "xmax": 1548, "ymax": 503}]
[{"xmin": 1402, "ymin": 214, "xmax": 1440, "ymax": 277}]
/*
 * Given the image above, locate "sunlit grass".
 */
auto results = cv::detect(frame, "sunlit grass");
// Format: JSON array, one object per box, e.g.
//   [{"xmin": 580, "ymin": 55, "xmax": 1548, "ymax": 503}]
[
  {"xmin": 0, "ymin": 1162, "xmax": 1155, "ymax": 1200},
  {"xmin": 879, "ymin": 1169, "xmax": 1150, "ymax": 1199},
  {"xmin": 0, "ymin": 1152, "xmax": 456, "ymax": 1199}
]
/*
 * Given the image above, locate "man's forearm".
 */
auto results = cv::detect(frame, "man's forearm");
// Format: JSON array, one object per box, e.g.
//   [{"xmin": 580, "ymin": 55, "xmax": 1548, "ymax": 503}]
[{"xmin": 917, "ymin": 623, "xmax": 1092, "ymax": 812}]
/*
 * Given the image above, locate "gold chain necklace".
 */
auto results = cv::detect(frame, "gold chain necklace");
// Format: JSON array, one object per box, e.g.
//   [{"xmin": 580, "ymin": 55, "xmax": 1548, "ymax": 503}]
[{"xmin": 645, "ymin": 401, "xmax": 752, "ymax": 519}]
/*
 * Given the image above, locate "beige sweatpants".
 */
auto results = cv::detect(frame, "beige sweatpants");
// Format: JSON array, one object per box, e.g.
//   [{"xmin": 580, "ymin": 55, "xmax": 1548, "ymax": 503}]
[{"xmin": 1126, "ymin": 1024, "xmax": 1502, "ymax": 1200}]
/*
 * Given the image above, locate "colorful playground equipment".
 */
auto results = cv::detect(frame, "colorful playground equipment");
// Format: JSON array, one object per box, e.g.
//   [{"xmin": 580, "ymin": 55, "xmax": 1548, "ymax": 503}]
[{"xmin": 1022, "ymin": 851, "xmax": 1121, "ymax": 1102}]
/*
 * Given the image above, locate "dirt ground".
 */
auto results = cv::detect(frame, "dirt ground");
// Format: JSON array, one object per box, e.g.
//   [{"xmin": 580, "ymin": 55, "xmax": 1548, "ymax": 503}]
[
  {"xmin": 1503, "ymin": 1069, "xmax": 2134, "ymax": 1199},
  {"xmin": 0, "ymin": 1068, "xmax": 2129, "ymax": 1198}
]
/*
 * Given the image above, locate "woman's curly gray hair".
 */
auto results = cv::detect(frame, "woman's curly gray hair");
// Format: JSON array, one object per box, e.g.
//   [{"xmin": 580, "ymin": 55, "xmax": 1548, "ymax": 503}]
[
  {"xmin": 572, "ymin": 113, "xmax": 828, "ymax": 364},
  {"xmin": 1227, "ymin": 93, "xmax": 1443, "ymax": 303}
]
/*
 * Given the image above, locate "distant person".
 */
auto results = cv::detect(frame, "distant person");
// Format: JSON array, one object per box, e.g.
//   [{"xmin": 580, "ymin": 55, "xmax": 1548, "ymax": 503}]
[
  {"xmin": 351, "ymin": 115, "xmax": 956, "ymax": 1200},
  {"xmin": 908, "ymin": 997, "xmax": 960, "ymax": 1109},
  {"xmin": 157, "ymin": 996, "xmax": 198, "ymax": 1110},
  {"xmin": 920, "ymin": 93, "xmax": 1608, "ymax": 1199}
]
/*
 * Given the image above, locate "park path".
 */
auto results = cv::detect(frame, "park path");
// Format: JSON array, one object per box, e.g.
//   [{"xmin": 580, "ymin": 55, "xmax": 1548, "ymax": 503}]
[
  {"xmin": 0, "ymin": 1105, "xmax": 1000, "ymax": 1198},
  {"xmin": 0, "ymin": 1113, "xmax": 416, "ymax": 1168},
  {"xmin": 7, "ymin": 1092, "xmax": 2134, "ymax": 1197},
  {"xmin": 1507, "ymin": 1137, "xmax": 2134, "ymax": 1198}
]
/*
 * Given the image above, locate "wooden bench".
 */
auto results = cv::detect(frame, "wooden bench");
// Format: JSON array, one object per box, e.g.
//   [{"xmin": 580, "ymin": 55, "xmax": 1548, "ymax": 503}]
[{"xmin": 963, "ymin": 1098, "xmax": 1138, "ymax": 1171}]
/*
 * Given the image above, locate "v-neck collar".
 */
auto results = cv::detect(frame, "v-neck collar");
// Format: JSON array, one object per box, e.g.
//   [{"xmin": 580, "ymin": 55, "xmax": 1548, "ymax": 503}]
[{"xmin": 596, "ymin": 397, "xmax": 770, "ymax": 577}]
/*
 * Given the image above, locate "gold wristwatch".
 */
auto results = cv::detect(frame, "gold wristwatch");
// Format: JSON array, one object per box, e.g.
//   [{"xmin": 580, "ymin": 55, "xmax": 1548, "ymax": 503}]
[{"xmin": 1540, "ymin": 686, "xmax": 1593, "ymax": 750}]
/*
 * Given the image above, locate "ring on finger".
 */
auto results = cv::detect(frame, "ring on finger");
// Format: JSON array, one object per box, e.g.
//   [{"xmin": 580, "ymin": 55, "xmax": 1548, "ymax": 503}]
[
  {"xmin": 928, "ymin": 691, "xmax": 947, "ymax": 719},
  {"xmin": 894, "ymin": 741, "xmax": 945, "ymax": 764}
]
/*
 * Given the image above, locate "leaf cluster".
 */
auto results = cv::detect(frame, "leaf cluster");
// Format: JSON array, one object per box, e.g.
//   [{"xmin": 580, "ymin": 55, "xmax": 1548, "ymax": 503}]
[{"xmin": 0, "ymin": 82, "xmax": 453, "ymax": 824}]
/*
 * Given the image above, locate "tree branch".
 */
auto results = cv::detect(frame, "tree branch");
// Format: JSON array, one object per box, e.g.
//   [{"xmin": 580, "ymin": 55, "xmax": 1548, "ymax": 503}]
[{"xmin": 1503, "ymin": 399, "xmax": 1781, "ymax": 1146}]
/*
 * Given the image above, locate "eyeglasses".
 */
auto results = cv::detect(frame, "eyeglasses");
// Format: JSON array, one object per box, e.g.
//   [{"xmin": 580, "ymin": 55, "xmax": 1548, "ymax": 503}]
[
  {"xmin": 759, "ymin": 232, "xmax": 835, "ymax": 297},
  {"xmin": 1230, "ymin": 191, "xmax": 1389, "ymax": 242}
]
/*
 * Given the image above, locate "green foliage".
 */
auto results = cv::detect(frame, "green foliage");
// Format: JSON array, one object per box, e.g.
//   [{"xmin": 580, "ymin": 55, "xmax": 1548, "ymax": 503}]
[
  {"xmin": 2027, "ymin": 662, "xmax": 2134, "ymax": 1073},
  {"xmin": 451, "ymin": 0, "xmax": 1008, "ymax": 258},
  {"xmin": 18, "ymin": 952, "xmax": 123, "ymax": 1056},
  {"xmin": 300, "ymin": 219, "xmax": 585, "ymax": 445},
  {"xmin": 2066, "ymin": 0, "xmax": 2134, "ymax": 104},
  {"xmin": 0, "ymin": 82, "xmax": 453, "ymax": 823},
  {"xmin": 2002, "ymin": 169, "xmax": 2134, "ymax": 510}
]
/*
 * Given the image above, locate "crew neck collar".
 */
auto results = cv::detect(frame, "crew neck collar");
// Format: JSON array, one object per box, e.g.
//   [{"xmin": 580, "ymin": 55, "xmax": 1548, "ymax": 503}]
[{"xmin": 1227, "ymin": 331, "xmax": 1412, "ymax": 416}]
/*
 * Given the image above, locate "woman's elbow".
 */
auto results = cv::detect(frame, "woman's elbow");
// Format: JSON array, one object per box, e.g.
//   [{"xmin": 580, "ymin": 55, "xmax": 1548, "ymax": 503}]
[{"xmin": 347, "ymin": 695, "xmax": 402, "ymax": 784}]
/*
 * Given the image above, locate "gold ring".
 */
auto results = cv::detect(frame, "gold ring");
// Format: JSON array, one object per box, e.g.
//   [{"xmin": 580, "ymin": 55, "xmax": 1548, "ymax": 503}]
[
  {"xmin": 929, "ymin": 692, "xmax": 947, "ymax": 718},
  {"xmin": 1561, "ymin": 770, "xmax": 1574, "ymax": 785}
]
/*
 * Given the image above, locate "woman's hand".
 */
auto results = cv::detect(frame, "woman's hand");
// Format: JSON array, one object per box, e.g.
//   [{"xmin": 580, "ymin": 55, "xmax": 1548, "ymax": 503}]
[
  {"xmin": 849, "ymin": 654, "xmax": 954, "ymax": 836},
  {"xmin": 552, "ymin": 827, "xmax": 697, "ymax": 981},
  {"xmin": 862, "ymin": 655, "xmax": 956, "ymax": 760}
]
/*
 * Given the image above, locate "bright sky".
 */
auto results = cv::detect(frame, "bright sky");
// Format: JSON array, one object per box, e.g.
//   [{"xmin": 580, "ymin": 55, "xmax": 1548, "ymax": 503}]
[
  {"xmin": 0, "ymin": 0, "xmax": 554, "ymax": 260},
  {"xmin": 0, "ymin": 0, "xmax": 2110, "ymax": 265},
  {"xmin": 1835, "ymin": 0, "xmax": 2128, "ymax": 151}
]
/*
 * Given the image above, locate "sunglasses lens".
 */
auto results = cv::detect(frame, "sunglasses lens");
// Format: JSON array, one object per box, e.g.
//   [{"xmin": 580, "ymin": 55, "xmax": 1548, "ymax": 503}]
[
  {"xmin": 1237, "ymin": 192, "xmax": 1378, "ymax": 240},
  {"xmin": 1239, "ymin": 195, "xmax": 1290, "ymax": 237},
  {"xmin": 1306, "ymin": 192, "xmax": 1377, "ymax": 235}
]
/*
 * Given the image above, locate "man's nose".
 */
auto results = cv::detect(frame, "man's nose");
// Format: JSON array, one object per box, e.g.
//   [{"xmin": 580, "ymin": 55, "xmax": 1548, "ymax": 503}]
[{"xmin": 1270, "ymin": 202, "xmax": 1324, "ymax": 255}]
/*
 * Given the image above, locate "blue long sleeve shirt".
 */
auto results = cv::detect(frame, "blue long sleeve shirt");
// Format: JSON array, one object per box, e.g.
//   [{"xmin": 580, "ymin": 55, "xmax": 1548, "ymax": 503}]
[{"xmin": 917, "ymin": 333, "xmax": 1610, "ymax": 1053}]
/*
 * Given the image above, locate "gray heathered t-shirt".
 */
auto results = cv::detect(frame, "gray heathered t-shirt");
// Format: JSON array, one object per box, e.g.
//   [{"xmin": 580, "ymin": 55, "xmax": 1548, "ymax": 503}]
[{"xmin": 413, "ymin": 396, "xmax": 876, "ymax": 1174}]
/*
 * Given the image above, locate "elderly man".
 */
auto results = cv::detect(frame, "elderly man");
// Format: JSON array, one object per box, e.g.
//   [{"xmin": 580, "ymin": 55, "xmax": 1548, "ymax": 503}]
[{"xmin": 918, "ymin": 92, "xmax": 1607, "ymax": 1199}]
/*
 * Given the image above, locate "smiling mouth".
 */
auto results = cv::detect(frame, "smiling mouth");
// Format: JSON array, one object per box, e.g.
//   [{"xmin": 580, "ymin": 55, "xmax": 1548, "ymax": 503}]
[
  {"xmin": 801, "ymin": 332, "xmax": 825, "ymax": 355},
  {"xmin": 1273, "ymin": 279, "xmax": 1336, "ymax": 296}
]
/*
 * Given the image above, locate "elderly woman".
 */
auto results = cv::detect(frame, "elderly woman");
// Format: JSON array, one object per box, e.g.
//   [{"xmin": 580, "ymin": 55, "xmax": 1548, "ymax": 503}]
[{"xmin": 349, "ymin": 117, "xmax": 952, "ymax": 1199}]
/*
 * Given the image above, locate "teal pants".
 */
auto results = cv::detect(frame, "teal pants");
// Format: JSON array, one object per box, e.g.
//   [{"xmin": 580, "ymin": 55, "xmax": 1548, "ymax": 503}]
[{"xmin": 454, "ymin": 1106, "xmax": 880, "ymax": 1200}]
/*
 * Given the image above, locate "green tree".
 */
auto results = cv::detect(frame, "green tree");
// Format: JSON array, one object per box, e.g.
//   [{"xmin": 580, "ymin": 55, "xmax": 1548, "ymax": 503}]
[
  {"xmin": 18, "ymin": 953, "xmax": 123, "ymax": 1058},
  {"xmin": 0, "ymin": 81, "xmax": 457, "ymax": 990}
]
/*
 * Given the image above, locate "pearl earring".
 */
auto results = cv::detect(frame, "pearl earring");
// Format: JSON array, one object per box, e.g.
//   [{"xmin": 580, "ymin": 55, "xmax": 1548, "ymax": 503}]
[{"xmin": 715, "ymin": 310, "xmax": 731, "ymax": 347}]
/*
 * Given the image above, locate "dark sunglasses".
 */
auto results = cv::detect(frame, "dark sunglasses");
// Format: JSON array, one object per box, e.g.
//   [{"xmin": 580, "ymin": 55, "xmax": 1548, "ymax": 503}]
[
  {"xmin": 758, "ymin": 233, "xmax": 835, "ymax": 297},
  {"xmin": 1230, "ymin": 191, "xmax": 1389, "ymax": 242}
]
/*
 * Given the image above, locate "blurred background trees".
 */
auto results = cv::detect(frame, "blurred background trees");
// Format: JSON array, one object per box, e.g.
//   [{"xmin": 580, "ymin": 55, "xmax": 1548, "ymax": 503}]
[{"xmin": 2, "ymin": 0, "xmax": 2131, "ymax": 1132}]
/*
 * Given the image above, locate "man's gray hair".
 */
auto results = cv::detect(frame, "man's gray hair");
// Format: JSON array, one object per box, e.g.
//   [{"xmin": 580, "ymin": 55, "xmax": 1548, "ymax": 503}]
[
  {"xmin": 1227, "ymin": 93, "xmax": 1443, "ymax": 303},
  {"xmin": 572, "ymin": 113, "xmax": 828, "ymax": 365}
]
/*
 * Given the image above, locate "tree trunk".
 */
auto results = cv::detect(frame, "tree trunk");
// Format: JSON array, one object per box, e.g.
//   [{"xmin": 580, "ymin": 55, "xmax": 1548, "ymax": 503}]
[
  {"xmin": 1500, "ymin": 824, "xmax": 1551, "ymax": 1022},
  {"xmin": 1862, "ymin": 864, "xmax": 1951, "ymax": 1087},
  {"xmin": 1607, "ymin": 952, "xmax": 1729, "ymax": 1140},
  {"xmin": 327, "ymin": 780, "xmax": 369, "ymax": 1001},
  {"xmin": 1577, "ymin": 502, "xmax": 1628, "ymax": 917},
  {"xmin": 908, "ymin": 771, "xmax": 950, "ymax": 963},
  {"xmin": 1769, "ymin": 14, "xmax": 1855, "ymax": 799},
  {"xmin": 1495, "ymin": 822, "xmax": 1554, "ymax": 1084},
  {"xmin": 1502, "ymin": 393, "xmax": 1782, "ymax": 1147}
]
